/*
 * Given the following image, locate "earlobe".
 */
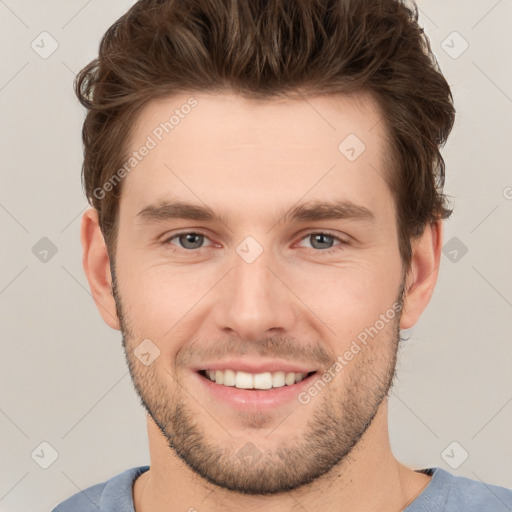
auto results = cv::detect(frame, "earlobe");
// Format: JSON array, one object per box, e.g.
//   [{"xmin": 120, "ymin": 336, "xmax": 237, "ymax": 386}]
[
  {"xmin": 399, "ymin": 220, "xmax": 443, "ymax": 330},
  {"xmin": 80, "ymin": 208, "xmax": 120, "ymax": 330}
]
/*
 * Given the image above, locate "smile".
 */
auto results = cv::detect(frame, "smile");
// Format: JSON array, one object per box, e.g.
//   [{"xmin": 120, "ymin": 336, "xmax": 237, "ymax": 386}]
[{"xmin": 198, "ymin": 369, "xmax": 317, "ymax": 390}]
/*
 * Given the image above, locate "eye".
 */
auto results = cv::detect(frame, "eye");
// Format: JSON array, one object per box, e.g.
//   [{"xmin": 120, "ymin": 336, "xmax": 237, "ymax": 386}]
[
  {"xmin": 296, "ymin": 232, "xmax": 347, "ymax": 253},
  {"xmin": 162, "ymin": 230, "xmax": 348, "ymax": 255},
  {"xmin": 164, "ymin": 232, "xmax": 213, "ymax": 250}
]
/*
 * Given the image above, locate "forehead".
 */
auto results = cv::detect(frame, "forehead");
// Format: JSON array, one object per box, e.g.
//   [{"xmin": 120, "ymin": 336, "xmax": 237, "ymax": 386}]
[
  {"xmin": 129, "ymin": 90, "xmax": 385, "ymax": 153},
  {"xmin": 120, "ymin": 91, "xmax": 393, "ymax": 224}
]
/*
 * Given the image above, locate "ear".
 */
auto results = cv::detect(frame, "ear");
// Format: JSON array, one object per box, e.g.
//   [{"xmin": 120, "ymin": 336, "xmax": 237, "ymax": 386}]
[
  {"xmin": 80, "ymin": 207, "xmax": 120, "ymax": 330},
  {"xmin": 400, "ymin": 219, "xmax": 443, "ymax": 330}
]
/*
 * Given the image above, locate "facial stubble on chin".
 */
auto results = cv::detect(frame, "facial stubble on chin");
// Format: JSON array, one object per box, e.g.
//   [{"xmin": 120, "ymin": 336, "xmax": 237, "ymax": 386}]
[{"xmin": 110, "ymin": 264, "xmax": 406, "ymax": 495}]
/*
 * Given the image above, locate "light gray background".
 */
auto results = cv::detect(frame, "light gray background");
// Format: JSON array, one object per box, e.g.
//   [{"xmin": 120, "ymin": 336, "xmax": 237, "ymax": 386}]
[{"xmin": 0, "ymin": 1, "xmax": 511, "ymax": 511}]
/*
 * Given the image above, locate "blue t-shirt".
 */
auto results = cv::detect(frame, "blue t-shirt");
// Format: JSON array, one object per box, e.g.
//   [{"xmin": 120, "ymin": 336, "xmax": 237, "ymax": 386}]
[{"xmin": 52, "ymin": 466, "xmax": 512, "ymax": 511}]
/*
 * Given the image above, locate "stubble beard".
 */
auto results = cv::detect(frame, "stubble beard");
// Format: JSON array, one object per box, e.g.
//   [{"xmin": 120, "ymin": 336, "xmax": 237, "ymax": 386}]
[{"xmin": 112, "ymin": 266, "xmax": 405, "ymax": 495}]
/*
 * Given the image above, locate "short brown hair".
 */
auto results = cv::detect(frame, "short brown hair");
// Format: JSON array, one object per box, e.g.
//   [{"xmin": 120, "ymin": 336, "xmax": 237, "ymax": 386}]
[{"xmin": 76, "ymin": 0, "xmax": 455, "ymax": 272}]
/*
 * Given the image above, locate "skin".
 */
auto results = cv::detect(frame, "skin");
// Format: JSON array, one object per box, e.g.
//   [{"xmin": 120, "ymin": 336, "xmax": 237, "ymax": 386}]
[{"xmin": 81, "ymin": 91, "xmax": 442, "ymax": 511}]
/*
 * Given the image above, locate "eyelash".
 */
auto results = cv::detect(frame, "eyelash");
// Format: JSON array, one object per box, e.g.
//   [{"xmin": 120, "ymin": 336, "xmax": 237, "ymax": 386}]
[{"xmin": 162, "ymin": 230, "xmax": 348, "ymax": 255}]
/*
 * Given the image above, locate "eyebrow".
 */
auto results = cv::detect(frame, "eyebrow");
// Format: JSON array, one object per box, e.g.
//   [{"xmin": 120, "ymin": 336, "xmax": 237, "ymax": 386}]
[
  {"xmin": 136, "ymin": 199, "xmax": 376, "ymax": 227},
  {"xmin": 136, "ymin": 201, "xmax": 230, "ymax": 226},
  {"xmin": 278, "ymin": 200, "xmax": 375, "ymax": 225}
]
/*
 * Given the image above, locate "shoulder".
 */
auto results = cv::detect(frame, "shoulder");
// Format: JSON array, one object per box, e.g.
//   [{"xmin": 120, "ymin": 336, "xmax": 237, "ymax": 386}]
[
  {"xmin": 408, "ymin": 467, "xmax": 512, "ymax": 511},
  {"xmin": 443, "ymin": 469, "xmax": 512, "ymax": 510},
  {"xmin": 51, "ymin": 466, "xmax": 149, "ymax": 512}
]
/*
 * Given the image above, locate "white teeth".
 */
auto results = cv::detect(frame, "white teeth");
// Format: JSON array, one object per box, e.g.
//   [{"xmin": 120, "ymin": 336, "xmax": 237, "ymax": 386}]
[
  {"xmin": 223, "ymin": 369, "xmax": 236, "ymax": 386},
  {"xmin": 235, "ymin": 371, "xmax": 253, "ymax": 389},
  {"xmin": 285, "ymin": 372, "xmax": 296, "ymax": 386},
  {"xmin": 204, "ymin": 369, "xmax": 310, "ymax": 389},
  {"xmin": 272, "ymin": 371, "xmax": 285, "ymax": 388},
  {"xmin": 253, "ymin": 372, "xmax": 272, "ymax": 390}
]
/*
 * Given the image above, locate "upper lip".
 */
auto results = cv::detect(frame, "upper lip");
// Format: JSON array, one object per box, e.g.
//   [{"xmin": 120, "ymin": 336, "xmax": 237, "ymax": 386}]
[{"xmin": 195, "ymin": 359, "xmax": 318, "ymax": 374}]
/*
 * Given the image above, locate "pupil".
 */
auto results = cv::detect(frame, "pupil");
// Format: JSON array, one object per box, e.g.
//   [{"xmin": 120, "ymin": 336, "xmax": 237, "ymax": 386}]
[
  {"xmin": 312, "ymin": 234, "xmax": 333, "ymax": 249},
  {"xmin": 181, "ymin": 233, "xmax": 203, "ymax": 249}
]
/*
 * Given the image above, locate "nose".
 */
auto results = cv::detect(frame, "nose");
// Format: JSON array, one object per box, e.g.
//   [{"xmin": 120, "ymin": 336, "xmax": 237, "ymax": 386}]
[{"xmin": 213, "ymin": 245, "xmax": 298, "ymax": 341}]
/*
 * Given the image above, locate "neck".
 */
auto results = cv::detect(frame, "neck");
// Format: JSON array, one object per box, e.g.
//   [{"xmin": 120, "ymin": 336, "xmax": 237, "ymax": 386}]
[{"xmin": 133, "ymin": 399, "xmax": 431, "ymax": 512}]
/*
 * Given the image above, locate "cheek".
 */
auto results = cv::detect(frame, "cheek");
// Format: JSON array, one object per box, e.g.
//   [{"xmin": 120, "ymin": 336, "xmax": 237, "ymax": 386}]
[
  {"xmin": 116, "ymin": 261, "xmax": 216, "ymax": 344},
  {"xmin": 115, "ymin": 224, "xmax": 402, "ymax": 355},
  {"xmin": 290, "ymin": 258, "xmax": 400, "ymax": 335}
]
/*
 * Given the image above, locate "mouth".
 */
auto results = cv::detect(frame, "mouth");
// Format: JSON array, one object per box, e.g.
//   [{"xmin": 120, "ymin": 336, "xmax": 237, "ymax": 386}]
[{"xmin": 197, "ymin": 369, "xmax": 318, "ymax": 390}]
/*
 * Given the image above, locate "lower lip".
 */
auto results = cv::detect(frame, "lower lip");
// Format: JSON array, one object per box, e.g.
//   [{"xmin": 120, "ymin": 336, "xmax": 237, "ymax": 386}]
[{"xmin": 194, "ymin": 371, "xmax": 317, "ymax": 410}]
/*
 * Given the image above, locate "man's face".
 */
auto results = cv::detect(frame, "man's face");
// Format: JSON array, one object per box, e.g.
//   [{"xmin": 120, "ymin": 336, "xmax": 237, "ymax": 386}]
[{"xmin": 112, "ymin": 92, "xmax": 406, "ymax": 494}]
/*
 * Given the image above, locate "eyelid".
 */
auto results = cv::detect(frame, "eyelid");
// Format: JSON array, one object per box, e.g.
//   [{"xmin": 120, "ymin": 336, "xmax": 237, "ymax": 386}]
[
  {"xmin": 162, "ymin": 230, "xmax": 217, "ymax": 247},
  {"xmin": 293, "ymin": 229, "xmax": 349, "ymax": 248},
  {"xmin": 163, "ymin": 229, "xmax": 349, "ymax": 252}
]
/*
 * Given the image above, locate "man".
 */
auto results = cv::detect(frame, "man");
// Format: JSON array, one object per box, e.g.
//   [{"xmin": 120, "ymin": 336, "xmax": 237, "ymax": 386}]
[{"xmin": 53, "ymin": 0, "xmax": 512, "ymax": 510}]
